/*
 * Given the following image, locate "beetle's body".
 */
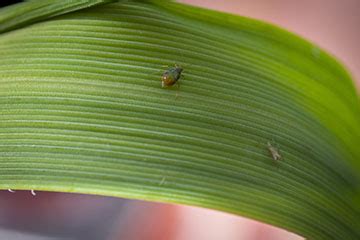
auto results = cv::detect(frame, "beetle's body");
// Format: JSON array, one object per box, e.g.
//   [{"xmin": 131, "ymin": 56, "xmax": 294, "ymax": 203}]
[{"xmin": 161, "ymin": 65, "xmax": 183, "ymax": 87}]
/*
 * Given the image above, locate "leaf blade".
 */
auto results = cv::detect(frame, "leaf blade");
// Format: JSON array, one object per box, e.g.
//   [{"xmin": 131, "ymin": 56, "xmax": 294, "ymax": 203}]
[{"xmin": 0, "ymin": 1, "xmax": 359, "ymax": 240}]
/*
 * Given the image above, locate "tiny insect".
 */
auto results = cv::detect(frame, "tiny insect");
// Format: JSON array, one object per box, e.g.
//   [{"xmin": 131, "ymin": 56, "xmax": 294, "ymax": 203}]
[
  {"xmin": 161, "ymin": 64, "xmax": 183, "ymax": 88},
  {"xmin": 267, "ymin": 141, "xmax": 282, "ymax": 161}
]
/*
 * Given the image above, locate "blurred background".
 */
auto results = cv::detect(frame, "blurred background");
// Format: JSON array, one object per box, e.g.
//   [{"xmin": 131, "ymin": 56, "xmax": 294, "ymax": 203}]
[
  {"xmin": 181, "ymin": 0, "xmax": 360, "ymax": 89},
  {"xmin": 1, "ymin": 0, "xmax": 359, "ymax": 239}
]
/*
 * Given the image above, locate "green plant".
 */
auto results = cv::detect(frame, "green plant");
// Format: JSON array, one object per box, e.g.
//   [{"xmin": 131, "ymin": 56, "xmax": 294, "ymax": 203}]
[{"xmin": 0, "ymin": 1, "xmax": 359, "ymax": 239}]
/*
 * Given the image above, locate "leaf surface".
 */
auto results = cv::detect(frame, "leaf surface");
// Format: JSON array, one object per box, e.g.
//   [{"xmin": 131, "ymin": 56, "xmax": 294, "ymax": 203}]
[{"xmin": 0, "ymin": 1, "xmax": 359, "ymax": 239}]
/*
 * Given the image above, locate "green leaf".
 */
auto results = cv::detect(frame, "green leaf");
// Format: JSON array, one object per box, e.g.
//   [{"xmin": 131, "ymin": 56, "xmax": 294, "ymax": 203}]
[
  {"xmin": 0, "ymin": 1, "xmax": 359, "ymax": 239},
  {"xmin": 0, "ymin": 0, "xmax": 117, "ymax": 34}
]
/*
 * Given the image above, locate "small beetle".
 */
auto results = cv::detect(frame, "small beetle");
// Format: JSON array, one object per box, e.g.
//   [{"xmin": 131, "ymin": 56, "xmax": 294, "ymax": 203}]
[
  {"xmin": 161, "ymin": 64, "xmax": 183, "ymax": 88},
  {"xmin": 267, "ymin": 141, "xmax": 281, "ymax": 161}
]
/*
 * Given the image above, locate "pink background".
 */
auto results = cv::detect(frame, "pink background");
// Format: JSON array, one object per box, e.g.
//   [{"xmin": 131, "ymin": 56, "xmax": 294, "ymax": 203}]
[{"xmin": 180, "ymin": 0, "xmax": 360, "ymax": 90}]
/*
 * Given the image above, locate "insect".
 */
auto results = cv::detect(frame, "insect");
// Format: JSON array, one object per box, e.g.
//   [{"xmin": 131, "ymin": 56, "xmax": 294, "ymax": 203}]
[
  {"xmin": 161, "ymin": 64, "xmax": 183, "ymax": 88},
  {"xmin": 267, "ymin": 141, "xmax": 282, "ymax": 162}
]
